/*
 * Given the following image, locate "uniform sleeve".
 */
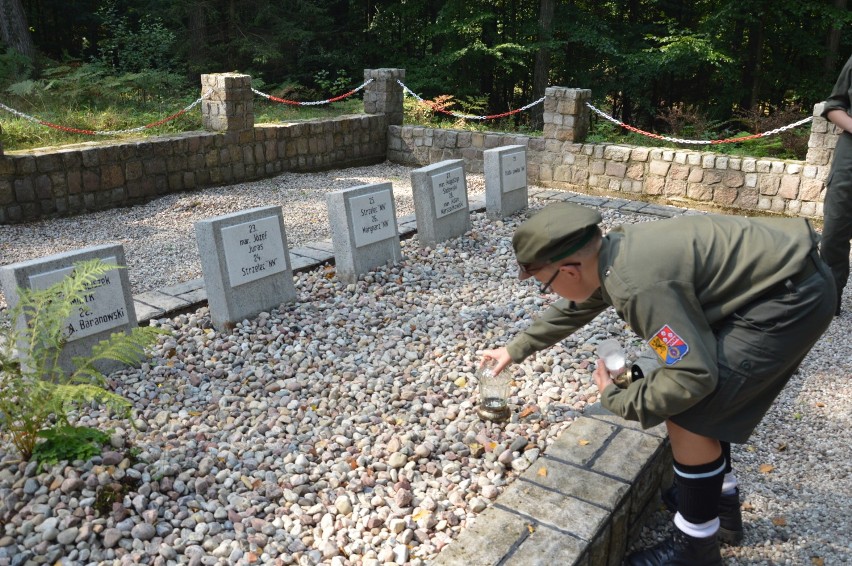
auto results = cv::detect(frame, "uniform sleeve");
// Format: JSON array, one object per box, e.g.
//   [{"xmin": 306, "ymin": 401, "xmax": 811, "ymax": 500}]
[
  {"xmin": 822, "ymin": 56, "xmax": 852, "ymax": 116},
  {"xmin": 505, "ymin": 290, "xmax": 608, "ymax": 362},
  {"xmin": 600, "ymin": 280, "xmax": 719, "ymax": 429}
]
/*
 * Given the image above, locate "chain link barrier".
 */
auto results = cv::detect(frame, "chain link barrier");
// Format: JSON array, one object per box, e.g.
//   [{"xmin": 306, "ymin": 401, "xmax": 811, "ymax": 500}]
[
  {"xmin": 585, "ymin": 102, "xmax": 813, "ymax": 145},
  {"xmin": 0, "ymin": 90, "xmax": 213, "ymax": 136},
  {"xmin": 252, "ymin": 79, "xmax": 374, "ymax": 106},
  {"xmin": 397, "ymin": 79, "xmax": 546, "ymax": 121},
  {"xmin": 1, "ymin": 78, "xmax": 814, "ymax": 142}
]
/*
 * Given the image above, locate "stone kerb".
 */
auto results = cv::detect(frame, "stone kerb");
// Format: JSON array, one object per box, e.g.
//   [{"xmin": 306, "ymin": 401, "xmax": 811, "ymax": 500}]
[
  {"xmin": 410, "ymin": 159, "xmax": 471, "ymax": 248},
  {"xmin": 0, "ymin": 244, "xmax": 137, "ymax": 374},
  {"xmin": 434, "ymin": 405, "xmax": 672, "ymax": 565},
  {"xmin": 483, "ymin": 145, "xmax": 529, "ymax": 219},
  {"xmin": 326, "ymin": 182, "xmax": 403, "ymax": 283},
  {"xmin": 195, "ymin": 206, "xmax": 296, "ymax": 330}
]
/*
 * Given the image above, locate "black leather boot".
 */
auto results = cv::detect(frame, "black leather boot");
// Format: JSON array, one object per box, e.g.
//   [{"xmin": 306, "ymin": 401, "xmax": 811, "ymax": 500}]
[
  {"xmin": 624, "ymin": 529, "xmax": 722, "ymax": 566},
  {"xmin": 662, "ymin": 485, "xmax": 744, "ymax": 545}
]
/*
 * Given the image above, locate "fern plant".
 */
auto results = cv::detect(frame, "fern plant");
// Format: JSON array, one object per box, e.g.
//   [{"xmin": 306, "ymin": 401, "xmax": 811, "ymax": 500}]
[{"xmin": 0, "ymin": 259, "xmax": 166, "ymax": 460}]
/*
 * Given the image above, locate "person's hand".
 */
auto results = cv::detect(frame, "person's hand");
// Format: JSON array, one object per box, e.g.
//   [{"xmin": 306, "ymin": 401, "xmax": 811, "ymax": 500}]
[
  {"xmin": 593, "ymin": 359, "xmax": 615, "ymax": 392},
  {"xmin": 480, "ymin": 347, "xmax": 512, "ymax": 375}
]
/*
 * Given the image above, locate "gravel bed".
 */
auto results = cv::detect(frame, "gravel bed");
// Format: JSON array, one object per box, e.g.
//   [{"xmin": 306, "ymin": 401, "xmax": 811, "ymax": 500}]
[
  {"xmin": 1, "ymin": 162, "xmax": 850, "ymax": 565},
  {"xmin": 0, "ymin": 162, "xmax": 477, "ymax": 308}
]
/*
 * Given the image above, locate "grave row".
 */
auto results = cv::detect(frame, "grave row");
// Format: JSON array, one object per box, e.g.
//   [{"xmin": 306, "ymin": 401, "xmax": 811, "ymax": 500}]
[{"xmin": 1, "ymin": 146, "xmax": 528, "ymax": 372}]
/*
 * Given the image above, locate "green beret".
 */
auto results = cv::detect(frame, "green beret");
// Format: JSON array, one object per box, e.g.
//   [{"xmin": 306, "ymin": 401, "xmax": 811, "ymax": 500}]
[{"xmin": 512, "ymin": 203, "xmax": 602, "ymax": 279}]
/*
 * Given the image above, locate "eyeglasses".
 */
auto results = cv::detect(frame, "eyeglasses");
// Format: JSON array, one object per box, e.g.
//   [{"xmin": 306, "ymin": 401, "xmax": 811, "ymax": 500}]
[
  {"xmin": 539, "ymin": 269, "xmax": 561, "ymax": 294},
  {"xmin": 528, "ymin": 262, "xmax": 581, "ymax": 294}
]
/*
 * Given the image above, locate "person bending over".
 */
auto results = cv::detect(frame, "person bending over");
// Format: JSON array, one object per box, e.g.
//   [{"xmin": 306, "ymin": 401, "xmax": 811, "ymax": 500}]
[{"xmin": 482, "ymin": 203, "xmax": 836, "ymax": 565}]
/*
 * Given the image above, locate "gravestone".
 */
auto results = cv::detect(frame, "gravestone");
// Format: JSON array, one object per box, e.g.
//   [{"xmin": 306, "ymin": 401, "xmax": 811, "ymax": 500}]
[
  {"xmin": 0, "ymin": 244, "xmax": 137, "ymax": 374},
  {"xmin": 484, "ymin": 145, "xmax": 529, "ymax": 219},
  {"xmin": 195, "ymin": 206, "xmax": 296, "ymax": 329},
  {"xmin": 410, "ymin": 159, "xmax": 470, "ymax": 248},
  {"xmin": 326, "ymin": 182, "xmax": 402, "ymax": 283}
]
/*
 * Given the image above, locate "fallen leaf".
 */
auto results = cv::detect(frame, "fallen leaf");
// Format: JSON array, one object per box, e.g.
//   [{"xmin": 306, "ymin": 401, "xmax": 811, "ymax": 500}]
[
  {"xmin": 776, "ymin": 442, "xmax": 787, "ymax": 452},
  {"xmin": 454, "ymin": 376, "xmax": 467, "ymax": 387},
  {"xmin": 519, "ymin": 405, "xmax": 539, "ymax": 418},
  {"xmin": 815, "ymin": 402, "xmax": 825, "ymax": 408},
  {"xmin": 537, "ymin": 467, "xmax": 547, "ymax": 477},
  {"xmin": 579, "ymin": 439, "xmax": 591, "ymax": 446},
  {"xmin": 412, "ymin": 509, "xmax": 430, "ymax": 521},
  {"xmin": 188, "ymin": 410, "xmax": 201, "ymax": 417},
  {"xmin": 811, "ymin": 556, "xmax": 825, "ymax": 566},
  {"xmin": 759, "ymin": 464, "xmax": 775, "ymax": 474},
  {"xmin": 772, "ymin": 516, "xmax": 787, "ymax": 527},
  {"xmin": 527, "ymin": 524, "xmax": 535, "ymax": 534}
]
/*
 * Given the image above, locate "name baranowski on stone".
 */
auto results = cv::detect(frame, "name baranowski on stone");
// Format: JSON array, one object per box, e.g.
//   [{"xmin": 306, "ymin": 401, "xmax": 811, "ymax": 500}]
[{"xmin": 78, "ymin": 307, "xmax": 126, "ymax": 330}]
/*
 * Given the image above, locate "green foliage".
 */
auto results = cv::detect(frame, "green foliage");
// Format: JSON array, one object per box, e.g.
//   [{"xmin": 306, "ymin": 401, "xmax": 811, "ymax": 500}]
[
  {"xmin": 0, "ymin": 47, "xmax": 33, "ymax": 89},
  {"xmin": 313, "ymin": 70, "xmax": 353, "ymax": 97},
  {"xmin": 93, "ymin": 1, "xmax": 178, "ymax": 75},
  {"xmin": 0, "ymin": 259, "xmax": 167, "ymax": 460},
  {"xmin": 32, "ymin": 425, "xmax": 111, "ymax": 468}
]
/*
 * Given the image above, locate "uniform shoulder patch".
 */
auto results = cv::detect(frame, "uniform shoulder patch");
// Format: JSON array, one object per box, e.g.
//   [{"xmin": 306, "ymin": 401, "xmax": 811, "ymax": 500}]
[{"xmin": 648, "ymin": 324, "xmax": 689, "ymax": 366}]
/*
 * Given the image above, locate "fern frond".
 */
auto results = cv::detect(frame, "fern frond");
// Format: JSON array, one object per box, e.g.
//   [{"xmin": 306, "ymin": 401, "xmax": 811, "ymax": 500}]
[
  {"xmin": 11, "ymin": 259, "xmax": 125, "ymax": 381},
  {"xmin": 52, "ymin": 383, "xmax": 133, "ymax": 420},
  {"xmin": 70, "ymin": 326, "xmax": 166, "ymax": 383}
]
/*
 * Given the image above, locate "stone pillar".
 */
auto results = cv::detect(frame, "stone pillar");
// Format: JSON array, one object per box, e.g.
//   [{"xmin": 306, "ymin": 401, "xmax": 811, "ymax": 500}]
[
  {"xmin": 543, "ymin": 87, "xmax": 592, "ymax": 142},
  {"xmin": 200, "ymin": 73, "xmax": 254, "ymax": 133},
  {"xmin": 805, "ymin": 102, "xmax": 837, "ymax": 173},
  {"xmin": 364, "ymin": 68, "xmax": 405, "ymax": 126}
]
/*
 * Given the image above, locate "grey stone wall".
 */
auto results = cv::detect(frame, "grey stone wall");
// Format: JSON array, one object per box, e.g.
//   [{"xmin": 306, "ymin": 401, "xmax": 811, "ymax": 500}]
[
  {"xmin": 388, "ymin": 101, "xmax": 835, "ymax": 219},
  {"xmin": 1, "ymin": 71, "xmax": 838, "ymax": 224},
  {"xmin": 0, "ymin": 115, "xmax": 387, "ymax": 224}
]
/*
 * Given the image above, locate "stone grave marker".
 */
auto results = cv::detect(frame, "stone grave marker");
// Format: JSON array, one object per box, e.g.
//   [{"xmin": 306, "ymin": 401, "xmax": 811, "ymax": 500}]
[
  {"xmin": 195, "ymin": 205, "xmax": 296, "ymax": 329},
  {"xmin": 326, "ymin": 182, "xmax": 402, "ymax": 283},
  {"xmin": 410, "ymin": 159, "xmax": 470, "ymax": 248},
  {"xmin": 484, "ymin": 145, "xmax": 528, "ymax": 219},
  {"xmin": 0, "ymin": 244, "xmax": 137, "ymax": 374}
]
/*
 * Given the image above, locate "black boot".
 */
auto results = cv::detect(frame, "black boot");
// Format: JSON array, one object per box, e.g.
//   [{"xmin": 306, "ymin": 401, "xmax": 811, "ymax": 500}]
[
  {"xmin": 662, "ymin": 485, "xmax": 744, "ymax": 545},
  {"xmin": 624, "ymin": 529, "xmax": 722, "ymax": 566}
]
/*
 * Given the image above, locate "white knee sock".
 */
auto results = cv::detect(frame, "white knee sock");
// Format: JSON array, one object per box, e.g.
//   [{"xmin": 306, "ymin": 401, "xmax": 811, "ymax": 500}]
[
  {"xmin": 721, "ymin": 472, "xmax": 738, "ymax": 495},
  {"xmin": 674, "ymin": 512, "xmax": 720, "ymax": 539}
]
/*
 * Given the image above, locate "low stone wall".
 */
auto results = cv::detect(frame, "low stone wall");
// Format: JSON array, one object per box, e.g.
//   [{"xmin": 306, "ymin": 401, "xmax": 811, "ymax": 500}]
[
  {"xmin": 388, "ymin": 103, "xmax": 837, "ymax": 219},
  {"xmin": 0, "ymin": 115, "xmax": 387, "ymax": 223},
  {"xmin": 1, "ymin": 69, "xmax": 839, "ymax": 224}
]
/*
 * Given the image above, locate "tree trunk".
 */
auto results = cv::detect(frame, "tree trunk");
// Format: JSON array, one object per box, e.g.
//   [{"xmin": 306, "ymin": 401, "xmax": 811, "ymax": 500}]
[
  {"xmin": 0, "ymin": 0, "xmax": 36, "ymax": 63},
  {"xmin": 740, "ymin": 17, "xmax": 764, "ymax": 110},
  {"xmin": 531, "ymin": 0, "xmax": 555, "ymax": 130},
  {"xmin": 187, "ymin": 6, "xmax": 207, "ymax": 72},
  {"xmin": 824, "ymin": 0, "xmax": 848, "ymax": 80}
]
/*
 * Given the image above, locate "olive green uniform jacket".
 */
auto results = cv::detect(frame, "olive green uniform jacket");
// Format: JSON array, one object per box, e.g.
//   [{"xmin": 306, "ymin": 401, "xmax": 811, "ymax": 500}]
[
  {"xmin": 506, "ymin": 215, "xmax": 820, "ymax": 433},
  {"xmin": 820, "ymin": 54, "xmax": 852, "ymax": 304}
]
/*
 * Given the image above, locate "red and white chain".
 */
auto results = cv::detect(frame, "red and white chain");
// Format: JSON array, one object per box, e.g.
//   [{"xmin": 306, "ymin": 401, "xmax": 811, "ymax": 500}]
[
  {"xmin": 397, "ymin": 79, "xmax": 545, "ymax": 121},
  {"xmin": 252, "ymin": 79, "xmax": 374, "ymax": 106},
  {"xmin": 0, "ymin": 91, "xmax": 213, "ymax": 136},
  {"xmin": 586, "ymin": 102, "xmax": 813, "ymax": 145}
]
